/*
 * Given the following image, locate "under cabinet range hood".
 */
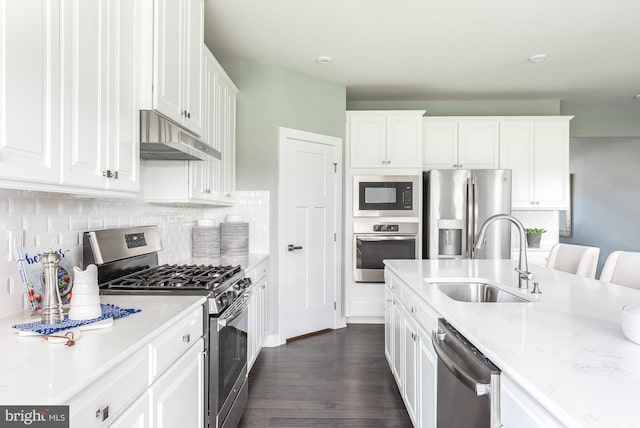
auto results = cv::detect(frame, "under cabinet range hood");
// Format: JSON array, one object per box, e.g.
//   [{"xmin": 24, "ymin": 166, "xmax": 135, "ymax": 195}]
[{"xmin": 139, "ymin": 110, "xmax": 221, "ymax": 161}]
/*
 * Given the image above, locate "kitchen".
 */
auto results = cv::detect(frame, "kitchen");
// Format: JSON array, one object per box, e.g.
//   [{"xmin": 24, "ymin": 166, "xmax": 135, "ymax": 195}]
[{"xmin": 2, "ymin": 0, "xmax": 640, "ymax": 427}]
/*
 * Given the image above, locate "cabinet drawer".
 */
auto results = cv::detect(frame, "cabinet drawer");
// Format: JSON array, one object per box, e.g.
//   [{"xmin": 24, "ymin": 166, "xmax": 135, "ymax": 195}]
[
  {"xmin": 148, "ymin": 306, "xmax": 204, "ymax": 383},
  {"xmin": 401, "ymin": 284, "xmax": 439, "ymax": 334},
  {"xmin": 69, "ymin": 347, "xmax": 148, "ymax": 428},
  {"xmin": 247, "ymin": 259, "xmax": 268, "ymax": 284}
]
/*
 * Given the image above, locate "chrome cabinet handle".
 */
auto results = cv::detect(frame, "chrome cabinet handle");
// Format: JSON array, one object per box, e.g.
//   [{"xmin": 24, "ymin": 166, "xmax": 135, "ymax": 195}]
[
  {"xmin": 288, "ymin": 244, "xmax": 303, "ymax": 252},
  {"xmin": 182, "ymin": 334, "xmax": 191, "ymax": 343},
  {"xmin": 96, "ymin": 406, "xmax": 110, "ymax": 421}
]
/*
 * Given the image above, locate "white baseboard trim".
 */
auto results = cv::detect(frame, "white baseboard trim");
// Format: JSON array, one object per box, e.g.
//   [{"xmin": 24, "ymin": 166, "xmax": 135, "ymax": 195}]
[
  {"xmin": 347, "ymin": 316, "xmax": 384, "ymax": 324},
  {"xmin": 335, "ymin": 317, "xmax": 347, "ymax": 329},
  {"xmin": 263, "ymin": 334, "xmax": 284, "ymax": 348}
]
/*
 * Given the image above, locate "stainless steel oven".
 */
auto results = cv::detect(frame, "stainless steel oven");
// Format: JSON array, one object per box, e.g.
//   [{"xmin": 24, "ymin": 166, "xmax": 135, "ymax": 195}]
[
  {"xmin": 83, "ymin": 225, "xmax": 252, "ymax": 428},
  {"xmin": 353, "ymin": 175, "xmax": 419, "ymax": 217},
  {"xmin": 353, "ymin": 222, "xmax": 419, "ymax": 283}
]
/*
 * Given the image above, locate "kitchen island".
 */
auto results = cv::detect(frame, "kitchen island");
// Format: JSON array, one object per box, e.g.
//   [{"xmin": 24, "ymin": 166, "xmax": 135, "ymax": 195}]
[
  {"xmin": 0, "ymin": 294, "xmax": 206, "ymax": 426},
  {"xmin": 384, "ymin": 259, "xmax": 640, "ymax": 428}
]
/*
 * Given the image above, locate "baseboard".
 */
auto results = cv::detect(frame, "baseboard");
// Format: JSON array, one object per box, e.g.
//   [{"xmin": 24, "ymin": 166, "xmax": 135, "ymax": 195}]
[
  {"xmin": 263, "ymin": 333, "xmax": 284, "ymax": 348},
  {"xmin": 347, "ymin": 316, "xmax": 384, "ymax": 324}
]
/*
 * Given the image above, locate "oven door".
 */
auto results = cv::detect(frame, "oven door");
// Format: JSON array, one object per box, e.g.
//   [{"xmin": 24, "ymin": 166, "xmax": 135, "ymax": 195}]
[
  {"xmin": 215, "ymin": 294, "xmax": 250, "ymax": 427},
  {"xmin": 354, "ymin": 234, "xmax": 417, "ymax": 282}
]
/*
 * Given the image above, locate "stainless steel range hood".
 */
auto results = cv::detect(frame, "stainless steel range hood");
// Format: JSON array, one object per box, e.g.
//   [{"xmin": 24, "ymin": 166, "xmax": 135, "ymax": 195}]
[{"xmin": 139, "ymin": 110, "xmax": 221, "ymax": 161}]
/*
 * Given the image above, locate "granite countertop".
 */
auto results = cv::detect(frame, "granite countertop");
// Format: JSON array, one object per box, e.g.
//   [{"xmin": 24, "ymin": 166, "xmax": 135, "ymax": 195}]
[
  {"xmin": 0, "ymin": 294, "xmax": 206, "ymax": 405},
  {"xmin": 384, "ymin": 259, "xmax": 640, "ymax": 428}
]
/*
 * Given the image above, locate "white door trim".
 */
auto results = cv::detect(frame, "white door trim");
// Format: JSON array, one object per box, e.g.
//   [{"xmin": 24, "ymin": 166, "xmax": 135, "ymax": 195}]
[{"xmin": 277, "ymin": 127, "xmax": 344, "ymax": 345}]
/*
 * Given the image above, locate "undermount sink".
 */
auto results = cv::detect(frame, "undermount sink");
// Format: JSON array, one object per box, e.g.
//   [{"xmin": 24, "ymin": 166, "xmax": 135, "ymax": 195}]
[{"xmin": 429, "ymin": 281, "xmax": 529, "ymax": 303}]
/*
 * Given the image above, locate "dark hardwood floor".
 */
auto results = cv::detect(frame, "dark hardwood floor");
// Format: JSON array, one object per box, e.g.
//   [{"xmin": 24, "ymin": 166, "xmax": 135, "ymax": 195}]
[{"xmin": 238, "ymin": 324, "xmax": 412, "ymax": 427}]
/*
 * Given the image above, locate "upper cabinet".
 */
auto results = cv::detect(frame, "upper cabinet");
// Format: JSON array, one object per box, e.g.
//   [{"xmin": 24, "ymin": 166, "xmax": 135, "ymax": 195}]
[
  {"xmin": 423, "ymin": 118, "xmax": 500, "ymax": 170},
  {"xmin": 144, "ymin": 0, "xmax": 203, "ymax": 136},
  {"xmin": 143, "ymin": 46, "xmax": 237, "ymax": 206},
  {"xmin": 348, "ymin": 111, "xmax": 425, "ymax": 168},
  {"xmin": 0, "ymin": 0, "xmax": 140, "ymax": 196},
  {"xmin": 500, "ymin": 117, "xmax": 572, "ymax": 209}
]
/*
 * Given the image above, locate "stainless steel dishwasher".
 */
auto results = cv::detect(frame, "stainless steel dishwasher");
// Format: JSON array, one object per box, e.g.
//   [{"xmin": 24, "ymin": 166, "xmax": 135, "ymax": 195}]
[{"xmin": 432, "ymin": 318, "xmax": 502, "ymax": 428}]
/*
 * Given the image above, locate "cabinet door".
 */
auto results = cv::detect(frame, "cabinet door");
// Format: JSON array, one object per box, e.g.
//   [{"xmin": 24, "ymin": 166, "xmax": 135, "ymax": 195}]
[
  {"xmin": 392, "ymin": 297, "xmax": 404, "ymax": 390},
  {"xmin": 59, "ymin": 0, "xmax": 106, "ymax": 189},
  {"xmin": 105, "ymin": 0, "xmax": 139, "ymax": 192},
  {"xmin": 534, "ymin": 121, "xmax": 569, "ymax": 209},
  {"xmin": 384, "ymin": 286, "xmax": 393, "ymax": 364},
  {"xmin": 182, "ymin": 0, "xmax": 203, "ymax": 136},
  {"xmin": 150, "ymin": 339, "xmax": 205, "ymax": 428},
  {"xmin": 423, "ymin": 120, "xmax": 458, "ymax": 169},
  {"xmin": 403, "ymin": 310, "xmax": 419, "ymax": 425},
  {"xmin": 386, "ymin": 115, "xmax": 422, "ymax": 168},
  {"xmin": 0, "ymin": 0, "xmax": 61, "ymax": 185},
  {"xmin": 457, "ymin": 120, "xmax": 500, "ymax": 169},
  {"xmin": 500, "ymin": 121, "xmax": 535, "ymax": 208},
  {"xmin": 109, "ymin": 390, "xmax": 149, "ymax": 428},
  {"xmin": 419, "ymin": 327, "xmax": 437, "ymax": 428},
  {"xmin": 153, "ymin": 0, "xmax": 183, "ymax": 125},
  {"xmin": 222, "ymin": 86, "xmax": 236, "ymax": 199},
  {"xmin": 349, "ymin": 114, "xmax": 387, "ymax": 168},
  {"xmin": 247, "ymin": 287, "xmax": 258, "ymax": 371}
]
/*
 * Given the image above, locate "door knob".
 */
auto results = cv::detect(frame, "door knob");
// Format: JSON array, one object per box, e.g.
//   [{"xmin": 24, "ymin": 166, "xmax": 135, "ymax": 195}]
[{"xmin": 288, "ymin": 244, "xmax": 303, "ymax": 252}]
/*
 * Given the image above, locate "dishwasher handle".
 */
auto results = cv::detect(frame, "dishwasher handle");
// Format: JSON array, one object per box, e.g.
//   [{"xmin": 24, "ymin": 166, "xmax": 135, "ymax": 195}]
[{"xmin": 432, "ymin": 331, "xmax": 491, "ymax": 396}]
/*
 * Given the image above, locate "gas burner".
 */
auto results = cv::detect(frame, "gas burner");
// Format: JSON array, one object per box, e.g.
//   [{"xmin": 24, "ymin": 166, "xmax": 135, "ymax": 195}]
[{"xmin": 102, "ymin": 263, "xmax": 243, "ymax": 294}]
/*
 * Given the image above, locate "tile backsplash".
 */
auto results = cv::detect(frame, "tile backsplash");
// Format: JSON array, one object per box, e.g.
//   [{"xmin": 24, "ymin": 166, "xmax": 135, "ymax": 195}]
[{"xmin": 0, "ymin": 189, "xmax": 269, "ymax": 317}]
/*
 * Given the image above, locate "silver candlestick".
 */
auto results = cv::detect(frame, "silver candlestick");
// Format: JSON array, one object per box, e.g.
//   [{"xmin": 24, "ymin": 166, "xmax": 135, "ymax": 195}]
[{"xmin": 40, "ymin": 250, "xmax": 63, "ymax": 325}]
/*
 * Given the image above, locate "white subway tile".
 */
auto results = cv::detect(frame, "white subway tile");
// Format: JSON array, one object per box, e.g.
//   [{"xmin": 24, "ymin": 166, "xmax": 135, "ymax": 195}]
[
  {"xmin": 59, "ymin": 231, "xmax": 79, "ymax": 247},
  {"xmin": 49, "ymin": 216, "xmax": 69, "ymax": 233},
  {"xmin": 23, "ymin": 216, "xmax": 48, "ymax": 232},
  {"xmin": 36, "ymin": 198, "xmax": 60, "ymax": 215},
  {"xmin": 69, "ymin": 216, "xmax": 89, "ymax": 232},
  {"xmin": 10, "ymin": 196, "xmax": 36, "ymax": 216},
  {"xmin": 35, "ymin": 232, "xmax": 59, "ymax": 247}
]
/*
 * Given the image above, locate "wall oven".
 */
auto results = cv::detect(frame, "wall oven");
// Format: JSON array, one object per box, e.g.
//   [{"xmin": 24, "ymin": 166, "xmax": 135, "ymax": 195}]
[
  {"xmin": 353, "ymin": 222, "xmax": 419, "ymax": 283},
  {"xmin": 353, "ymin": 175, "xmax": 419, "ymax": 217}
]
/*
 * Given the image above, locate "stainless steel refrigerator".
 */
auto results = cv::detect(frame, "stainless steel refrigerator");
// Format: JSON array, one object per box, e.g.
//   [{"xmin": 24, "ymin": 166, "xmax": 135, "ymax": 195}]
[{"xmin": 423, "ymin": 169, "xmax": 512, "ymax": 259}]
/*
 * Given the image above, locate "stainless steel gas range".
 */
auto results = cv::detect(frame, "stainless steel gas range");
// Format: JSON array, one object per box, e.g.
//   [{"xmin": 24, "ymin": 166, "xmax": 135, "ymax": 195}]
[{"xmin": 83, "ymin": 225, "xmax": 250, "ymax": 428}]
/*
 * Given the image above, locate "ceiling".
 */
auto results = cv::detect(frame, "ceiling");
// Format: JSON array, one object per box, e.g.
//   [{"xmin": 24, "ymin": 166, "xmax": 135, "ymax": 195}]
[{"xmin": 204, "ymin": 0, "xmax": 640, "ymax": 108}]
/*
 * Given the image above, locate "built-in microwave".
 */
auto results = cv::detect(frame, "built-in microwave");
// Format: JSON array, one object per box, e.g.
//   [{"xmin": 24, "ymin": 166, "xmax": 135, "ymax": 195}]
[{"xmin": 353, "ymin": 175, "xmax": 419, "ymax": 217}]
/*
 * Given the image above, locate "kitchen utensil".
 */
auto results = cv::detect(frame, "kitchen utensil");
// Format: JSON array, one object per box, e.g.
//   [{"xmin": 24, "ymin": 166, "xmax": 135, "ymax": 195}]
[{"xmin": 40, "ymin": 250, "xmax": 64, "ymax": 324}]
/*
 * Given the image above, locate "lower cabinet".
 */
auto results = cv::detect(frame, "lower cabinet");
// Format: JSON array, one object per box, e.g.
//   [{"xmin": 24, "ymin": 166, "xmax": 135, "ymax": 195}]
[
  {"xmin": 149, "ymin": 339, "xmax": 205, "ymax": 428},
  {"xmin": 501, "ymin": 376, "xmax": 562, "ymax": 428},
  {"xmin": 385, "ymin": 276, "xmax": 438, "ymax": 428},
  {"xmin": 68, "ymin": 305, "xmax": 205, "ymax": 428},
  {"xmin": 247, "ymin": 258, "xmax": 269, "ymax": 372}
]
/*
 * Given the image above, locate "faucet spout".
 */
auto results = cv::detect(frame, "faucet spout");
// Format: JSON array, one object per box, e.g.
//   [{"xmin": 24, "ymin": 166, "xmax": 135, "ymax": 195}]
[{"xmin": 473, "ymin": 214, "xmax": 533, "ymax": 289}]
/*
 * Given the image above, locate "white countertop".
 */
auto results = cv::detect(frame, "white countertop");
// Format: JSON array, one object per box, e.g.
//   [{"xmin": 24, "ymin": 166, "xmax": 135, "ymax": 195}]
[
  {"xmin": 0, "ymin": 294, "xmax": 206, "ymax": 405},
  {"xmin": 384, "ymin": 259, "xmax": 640, "ymax": 428}
]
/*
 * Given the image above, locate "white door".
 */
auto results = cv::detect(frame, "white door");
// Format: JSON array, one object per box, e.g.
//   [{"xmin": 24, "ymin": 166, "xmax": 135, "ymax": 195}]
[{"xmin": 281, "ymin": 128, "xmax": 341, "ymax": 340}]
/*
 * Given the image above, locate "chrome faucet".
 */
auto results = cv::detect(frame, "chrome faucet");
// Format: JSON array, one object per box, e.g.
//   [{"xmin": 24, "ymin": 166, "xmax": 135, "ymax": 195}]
[{"xmin": 472, "ymin": 214, "xmax": 534, "ymax": 289}]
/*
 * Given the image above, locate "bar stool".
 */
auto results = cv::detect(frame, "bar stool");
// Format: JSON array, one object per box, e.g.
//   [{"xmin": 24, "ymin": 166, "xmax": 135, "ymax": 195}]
[
  {"xmin": 546, "ymin": 243, "xmax": 600, "ymax": 279},
  {"xmin": 600, "ymin": 251, "xmax": 640, "ymax": 289}
]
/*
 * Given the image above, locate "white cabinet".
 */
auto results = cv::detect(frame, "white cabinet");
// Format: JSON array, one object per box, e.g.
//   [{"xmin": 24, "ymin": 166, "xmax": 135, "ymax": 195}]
[
  {"xmin": 247, "ymin": 258, "xmax": 269, "ymax": 372},
  {"xmin": 348, "ymin": 111, "xmax": 425, "ymax": 168},
  {"xmin": 152, "ymin": 0, "xmax": 203, "ymax": 136},
  {"xmin": 385, "ymin": 269, "xmax": 439, "ymax": 428},
  {"xmin": 500, "ymin": 118, "xmax": 571, "ymax": 209},
  {"xmin": 418, "ymin": 326, "xmax": 437, "ymax": 428},
  {"xmin": 60, "ymin": 0, "xmax": 139, "ymax": 193},
  {"xmin": 423, "ymin": 118, "xmax": 500, "ymax": 170},
  {"xmin": 403, "ymin": 309, "xmax": 419, "ymax": 425},
  {"xmin": 0, "ymin": 0, "xmax": 139, "ymax": 196},
  {"xmin": 0, "ymin": 0, "xmax": 61, "ymax": 185},
  {"xmin": 68, "ymin": 305, "xmax": 205, "ymax": 428},
  {"xmin": 501, "ymin": 375, "xmax": 562, "ymax": 428},
  {"xmin": 142, "ymin": 46, "xmax": 237, "ymax": 206},
  {"xmin": 149, "ymin": 338, "xmax": 205, "ymax": 428}
]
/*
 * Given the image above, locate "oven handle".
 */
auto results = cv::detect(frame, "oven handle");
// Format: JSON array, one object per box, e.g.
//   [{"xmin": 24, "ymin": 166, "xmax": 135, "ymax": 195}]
[
  {"xmin": 356, "ymin": 235, "xmax": 417, "ymax": 241},
  {"xmin": 217, "ymin": 292, "xmax": 251, "ymax": 331}
]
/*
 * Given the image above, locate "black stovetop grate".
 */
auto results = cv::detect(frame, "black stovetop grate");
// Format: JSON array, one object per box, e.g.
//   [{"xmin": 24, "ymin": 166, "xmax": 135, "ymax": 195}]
[{"xmin": 101, "ymin": 264, "xmax": 242, "ymax": 292}]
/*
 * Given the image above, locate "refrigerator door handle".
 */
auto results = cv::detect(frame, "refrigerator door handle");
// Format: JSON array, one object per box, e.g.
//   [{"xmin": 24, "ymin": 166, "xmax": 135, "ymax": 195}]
[{"xmin": 466, "ymin": 178, "xmax": 474, "ymax": 258}]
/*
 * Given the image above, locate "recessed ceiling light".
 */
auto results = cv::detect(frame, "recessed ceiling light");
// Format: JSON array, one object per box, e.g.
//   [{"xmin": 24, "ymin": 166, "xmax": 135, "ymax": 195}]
[
  {"xmin": 528, "ymin": 54, "xmax": 547, "ymax": 63},
  {"xmin": 634, "ymin": 94, "xmax": 640, "ymax": 100},
  {"xmin": 317, "ymin": 56, "xmax": 332, "ymax": 65}
]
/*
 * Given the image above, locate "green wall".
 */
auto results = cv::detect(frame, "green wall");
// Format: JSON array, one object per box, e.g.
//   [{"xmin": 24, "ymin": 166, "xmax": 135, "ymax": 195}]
[
  {"xmin": 560, "ymin": 103, "xmax": 640, "ymax": 137},
  {"xmin": 347, "ymin": 100, "xmax": 561, "ymax": 115}
]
